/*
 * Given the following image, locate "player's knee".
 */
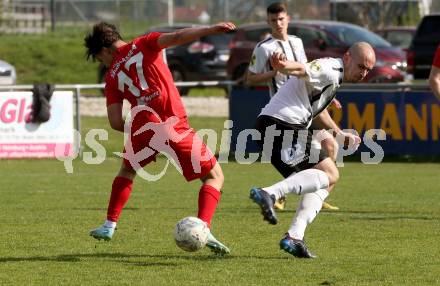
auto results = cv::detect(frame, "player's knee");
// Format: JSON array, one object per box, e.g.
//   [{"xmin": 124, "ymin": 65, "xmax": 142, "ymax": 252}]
[
  {"xmin": 317, "ymin": 159, "xmax": 339, "ymax": 186},
  {"xmin": 201, "ymin": 163, "xmax": 224, "ymax": 189},
  {"xmin": 328, "ymin": 167, "xmax": 339, "ymax": 185},
  {"xmin": 315, "ymin": 169, "xmax": 330, "ymax": 190},
  {"xmin": 211, "ymin": 164, "xmax": 224, "ymax": 185}
]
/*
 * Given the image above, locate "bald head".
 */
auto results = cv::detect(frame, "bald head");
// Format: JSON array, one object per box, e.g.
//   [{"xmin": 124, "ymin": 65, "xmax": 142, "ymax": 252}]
[
  {"xmin": 343, "ymin": 42, "xmax": 376, "ymax": 83},
  {"xmin": 349, "ymin": 42, "xmax": 376, "ymax": 63}
]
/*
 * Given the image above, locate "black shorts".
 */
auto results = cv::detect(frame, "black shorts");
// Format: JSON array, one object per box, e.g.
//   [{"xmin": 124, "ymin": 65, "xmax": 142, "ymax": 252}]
[{"xmin": 256, "ymin": 115, "xmax": 329, "ymax": 178}]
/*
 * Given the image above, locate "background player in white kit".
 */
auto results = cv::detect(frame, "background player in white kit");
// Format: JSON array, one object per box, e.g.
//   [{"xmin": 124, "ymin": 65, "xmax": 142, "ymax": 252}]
[
  {"xmin": 246, "ymin": 2, "xmax": 339, "ymax": 211},
  {"xmin": 250, "ymin": 42, "xmax": 376, "ymax": 258}
]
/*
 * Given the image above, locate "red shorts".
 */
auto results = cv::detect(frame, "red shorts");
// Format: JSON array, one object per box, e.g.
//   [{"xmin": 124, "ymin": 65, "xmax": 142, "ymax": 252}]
[
  {"xmin": 434, "ymin": 45, "xmax": 440, "ymax": 68},
  {"xmin": 122, "ymin": 117, "xmax": 216, "ymax": 181}
]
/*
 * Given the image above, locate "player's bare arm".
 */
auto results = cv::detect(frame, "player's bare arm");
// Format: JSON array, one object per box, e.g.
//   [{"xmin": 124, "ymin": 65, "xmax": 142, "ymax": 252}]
[
  {"xmin": 107, "ymin": 103, "xmax": 124, "ymax": 132},
  {"xmin": 314, "ymin": 109, "xmax": 341, "ymax": 132},
  {"xmin": 157, "ymin": 22, "xmax": 236, "ymax": 49},
  {"xmin": 270, "ymin": 52, "xmax": 306, "ymax": 77},
  {"xmin": 315, "ymin": 109, "xmax": 361, "ymax": 147},
  {"xmin": 245, "ymin": 70, "xmax": 278, "ymax": 86},
  {"xmin": 331, "ymin": 98, "xmax": 342, "ymax": 109}
]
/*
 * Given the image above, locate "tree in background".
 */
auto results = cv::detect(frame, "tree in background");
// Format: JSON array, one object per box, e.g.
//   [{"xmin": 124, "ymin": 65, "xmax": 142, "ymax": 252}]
[{"xmin": 331, "ymin": 0, "xmax": 421, "ymax": 29}]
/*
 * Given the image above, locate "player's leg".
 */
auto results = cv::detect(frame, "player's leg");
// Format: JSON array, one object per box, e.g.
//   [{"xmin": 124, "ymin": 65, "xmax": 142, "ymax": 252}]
[
  {"xmin": 90, "ymin": 128, "xmax": 156, "ymax": 241},
  {"xmin": 253, "ymin": 129, "xmax": 330, "ymax": 216},
  {"xmin": 261, "ymin": 167, "xmax": 330, "ymax": 200},
  {"xmin": 171, "ymin": 125, "xmax": 230, "ymax": 254},
  {"xmin": 198, "ymin": 162, "xmax": 224, "ymax": 227},
  {"xmin": 319, "ymin": 131, "xmax": 338, "ymax": 162},
  {"xmin": 319, "ymin": 132, "xmax": 340, "ymax": 210},
  {"xmin": 90, "ymin": 162, "xmax": 137, "ymax": 241},
  {"xmin": 282, "ymin": 157, "xmax": 339, "ymax": 258},
  {"xmin": 250, "ymin": 166, "xmax": 329, "ymax": 225},
  {"xmin": 250, "ymin": 117, "xmax": 329, "ymax": 225}
]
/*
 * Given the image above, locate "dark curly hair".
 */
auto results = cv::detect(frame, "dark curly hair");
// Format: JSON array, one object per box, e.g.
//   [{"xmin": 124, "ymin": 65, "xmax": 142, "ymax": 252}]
[{"xmin": 84, "ymin": 22, "xmax": 122, "ymax": 60}]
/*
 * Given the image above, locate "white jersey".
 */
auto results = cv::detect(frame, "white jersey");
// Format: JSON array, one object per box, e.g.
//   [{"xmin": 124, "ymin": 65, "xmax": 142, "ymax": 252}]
[
  {"xmin": 248, "ymin": 35, "xmax": 307, "ymax": 97},
  {"xmin": 260, "ymin": 57, "xmax": 344, "ymax": 128}
]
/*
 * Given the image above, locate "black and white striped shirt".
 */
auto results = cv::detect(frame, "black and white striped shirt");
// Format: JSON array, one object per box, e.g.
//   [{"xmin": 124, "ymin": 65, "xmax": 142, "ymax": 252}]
[
  {"xmin": 260, "ymin": 57, "xmax": 344, "ymax": 128},
  {"xmin": 248, "ymin": 35, "xmax": 307, "ymax": 97}
]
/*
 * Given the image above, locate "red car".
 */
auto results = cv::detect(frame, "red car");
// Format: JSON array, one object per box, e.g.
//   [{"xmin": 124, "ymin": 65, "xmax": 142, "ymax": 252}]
[{"xmin": 227, "ymin": 20, "xmax": 407, "ymax": 83}]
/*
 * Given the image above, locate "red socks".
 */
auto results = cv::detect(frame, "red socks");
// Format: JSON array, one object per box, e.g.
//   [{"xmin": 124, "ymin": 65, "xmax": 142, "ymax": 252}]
[
  {"xmin": 106, "ymin": 178, "xmax": 219, "ymax": 228},
  {"xmin": 197, "ymin": 185, "xmax": 221, "ymax": 228},
  {"xmin": 107, "ymin": 176, "xmax": 133, "ymax": 222}
]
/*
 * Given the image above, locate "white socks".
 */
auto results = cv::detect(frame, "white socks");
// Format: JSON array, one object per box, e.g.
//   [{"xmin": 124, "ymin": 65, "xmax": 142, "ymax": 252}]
[
  {"xmin": 261, "ymin": 168, "xmax": 331, "ymax": 241},
  {"xmin": 104, "ymin": 220, "xmax": 117, "ymax": 228},
  {"xmin": 288, "ymin": 189, "xmax": 329, "ymax": 240},
  {"xmin": 263, "ymin": 169, "xmax": 329, "ymax": 200}
]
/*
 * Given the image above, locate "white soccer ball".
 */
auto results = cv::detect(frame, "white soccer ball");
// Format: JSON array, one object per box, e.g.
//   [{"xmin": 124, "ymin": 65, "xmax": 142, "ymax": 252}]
[{"xmin": 173, "ymin": 216, "xmax": 210, "ymax": 252}]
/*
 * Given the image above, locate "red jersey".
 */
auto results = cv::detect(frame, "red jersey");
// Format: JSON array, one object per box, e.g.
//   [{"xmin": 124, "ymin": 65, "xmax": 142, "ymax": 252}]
[
  {"xmin": 433, "ymin": 45, "xmax": 440, "ymax": 68},
  {"xmin": 104, "ymin": 32, "xmax": 187, "ymax": 122}
]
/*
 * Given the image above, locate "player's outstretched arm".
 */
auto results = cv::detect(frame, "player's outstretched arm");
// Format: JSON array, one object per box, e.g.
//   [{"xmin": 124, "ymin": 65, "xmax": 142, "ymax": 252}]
[
  {"xmin": 270, "ymin": 52, "xmax": 306, "ymax": 77},
  {"xmin": 246, "ymin": 70, "xmax": 277, "ymax": 86},
  {"xmin": 157, "ymin": 22, "xmax": 236, "ymax": 49},
  {"xmin": 315, "ymin": 109, "xmax": 361, "ymax": 148},
  {"xmin": 314, "ymin": 109, "xmax": 341, "ymax": 133}
]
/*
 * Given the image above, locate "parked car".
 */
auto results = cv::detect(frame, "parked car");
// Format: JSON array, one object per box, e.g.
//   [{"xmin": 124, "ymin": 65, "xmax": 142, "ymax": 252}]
[
  {"xmin": 0, "ymin": 59, "xmax": 17, "ymax": 85},
  {"xmin": 150, "ymin": 24, "xmax": 235, "ymax": 80},
  {"xmin": 375, "ymin": 27, "xmax": 416, "ymax": 51},
  {"xmin": 227, "ymin": 20, "xmax": 407, "ymax": 83},
  {"xmin": 407, "ymin": 14, "xmax": 440, "ymax": 79},
  {"xmin": 98, "ymin": 23, "xmax": 235, "ymax": 95}
]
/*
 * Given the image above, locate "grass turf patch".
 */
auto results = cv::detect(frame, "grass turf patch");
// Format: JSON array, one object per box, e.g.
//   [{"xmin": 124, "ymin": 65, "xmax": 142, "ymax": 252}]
[{"xmin": 0, "ymin": 116, "xmax": 439, "ymax": 285}]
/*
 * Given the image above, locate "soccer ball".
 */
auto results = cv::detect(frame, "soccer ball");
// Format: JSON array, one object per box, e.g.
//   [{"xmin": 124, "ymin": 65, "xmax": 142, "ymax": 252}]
[{"xmin": 173, "ymin": 216, "xmax": 210, "ymax": 252}]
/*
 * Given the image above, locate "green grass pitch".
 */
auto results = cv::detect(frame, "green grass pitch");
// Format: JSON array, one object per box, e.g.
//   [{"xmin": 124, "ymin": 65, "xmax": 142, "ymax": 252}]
[{"xmin": 0, "ymin": 117, "xmax": 439, "ymax": 285}]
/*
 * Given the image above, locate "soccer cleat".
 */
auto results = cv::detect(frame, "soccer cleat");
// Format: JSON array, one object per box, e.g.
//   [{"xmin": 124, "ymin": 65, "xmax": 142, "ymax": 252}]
[
  {"xmin": 89, "ymin": 225, "xmax": 115, "ymax": 241},
  {"xmin": 206, "ymin": 232, "xmax": 230, "ymax": 255},
  {"xmin": 274, "ymin": 196, "xmax": 287, "ymax": 210},
  {"xmin": 279, "ymin": 235, "xmax": 316, "ymax": 258},
  {"xmin": 249, "ymin": 187, "xmax": 278, "ymax": 225},
  {"xmin": 322, "ymin": 201, "xmax": 340, "ymax": 211}
]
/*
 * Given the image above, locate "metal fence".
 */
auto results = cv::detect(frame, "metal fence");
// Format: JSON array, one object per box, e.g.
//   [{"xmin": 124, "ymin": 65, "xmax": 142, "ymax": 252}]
[
  {"xmin": 2, "ymin": 0, "xmax": 439, "ymax": 35},
  {"xmin": 0, "ymin": 0, "xmax": 333, "ymax": 35}
]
